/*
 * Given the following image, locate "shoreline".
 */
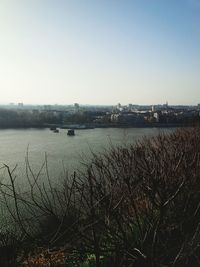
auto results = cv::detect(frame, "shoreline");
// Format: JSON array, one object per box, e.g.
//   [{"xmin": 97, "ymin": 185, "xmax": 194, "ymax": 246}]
[{"xmin": 0, "ymin": 122, "xmax": 195, "ymax": 130}]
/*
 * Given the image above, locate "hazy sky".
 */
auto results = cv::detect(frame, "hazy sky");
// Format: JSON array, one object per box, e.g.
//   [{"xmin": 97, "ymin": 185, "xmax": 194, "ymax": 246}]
[{"xmin": 0, "ymin": 0, "xmax": 200, "ymax": 105}]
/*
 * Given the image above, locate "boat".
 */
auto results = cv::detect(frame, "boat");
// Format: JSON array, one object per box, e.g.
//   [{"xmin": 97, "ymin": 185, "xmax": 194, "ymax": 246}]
[
  {"xmin": 54, "ymin": 129, "xmax": 59, "ymax": 133},
  {"xmin": 67, "ymin": 129, "xmax": 75, "ymax": 136},
  {"xmin": 50, "ymin": 126, "xmax": 56, "ymax": 131}
]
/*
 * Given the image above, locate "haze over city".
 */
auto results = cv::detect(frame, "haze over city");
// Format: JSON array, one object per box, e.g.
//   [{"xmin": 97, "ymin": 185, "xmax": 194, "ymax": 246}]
[{"xmin": 0, "ymin": 0, "xmax": 200, "ymax": 105}]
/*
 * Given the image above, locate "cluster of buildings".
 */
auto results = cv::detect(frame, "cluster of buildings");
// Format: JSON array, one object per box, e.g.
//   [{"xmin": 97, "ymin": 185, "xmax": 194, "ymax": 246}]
[
  {"xmin": 94, "ymin": 102, "xmax": 200, "ymax": 126},
  {"xmin": 1, "ymin": 102, "xmax": 200, "ymax": 127}
]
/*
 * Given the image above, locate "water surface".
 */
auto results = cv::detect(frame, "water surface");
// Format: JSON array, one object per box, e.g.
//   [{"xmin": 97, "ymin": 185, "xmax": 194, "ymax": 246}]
[{"xmin": 0, "ymin": 128, "xmax": 174, "ymax": 184}]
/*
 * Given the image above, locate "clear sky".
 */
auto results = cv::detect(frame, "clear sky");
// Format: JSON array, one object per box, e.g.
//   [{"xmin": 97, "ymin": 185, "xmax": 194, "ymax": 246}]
[{"xmin": 0, "ymin": 0, "xmax": 200, "ymax": 105}]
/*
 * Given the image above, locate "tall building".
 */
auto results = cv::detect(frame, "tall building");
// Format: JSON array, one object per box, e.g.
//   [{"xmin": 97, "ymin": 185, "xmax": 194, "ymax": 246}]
[
  {"xmin": 74, "ymin": 103, "xmax": 80, "ymax": 112},
  {"xmin": 18, "ymin": 102, "xmax": 24, "ymax": 107}
]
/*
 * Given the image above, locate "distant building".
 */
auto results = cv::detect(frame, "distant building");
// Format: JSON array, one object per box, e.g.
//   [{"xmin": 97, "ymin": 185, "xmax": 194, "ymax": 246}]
[
  {"xmin": 163, "ymin": 101, "xmax": 169, "ymax": 109},
  {"xmin": 44, "ymin": 105, "xmax": 51, "ymax": 111},
  {"xmin": 111, "ymin": 114, "xmax": 120, "ymax": 122},
  {"xmin": 74, "ymin": 103, "xmax": 80, "ymax": 112},
  {"xmin": 153, "ymin": 112, "xmax": 159, "ymax": 122},
  {"xmin": 128, "ymin": 104, "xmax": 133, "ymax": 110},
  {"xmin": 116, "ymin": 103, "xmax": 124, "ymax": 112}
]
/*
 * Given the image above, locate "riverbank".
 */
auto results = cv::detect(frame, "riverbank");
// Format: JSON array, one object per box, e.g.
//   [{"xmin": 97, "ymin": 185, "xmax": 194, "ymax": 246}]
[{"xmin": 0, "ymin": 122, "xmax": 195, "ymax": 130}]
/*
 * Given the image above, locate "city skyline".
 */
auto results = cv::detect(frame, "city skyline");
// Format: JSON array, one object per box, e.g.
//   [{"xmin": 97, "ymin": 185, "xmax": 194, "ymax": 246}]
[
  {"xmin": 0, "ymin": 0, "xmax": 200, "ymax": 105},
  {"xmin": 1, "ymin": 101, "xmax": 200, "ymax": 107}
]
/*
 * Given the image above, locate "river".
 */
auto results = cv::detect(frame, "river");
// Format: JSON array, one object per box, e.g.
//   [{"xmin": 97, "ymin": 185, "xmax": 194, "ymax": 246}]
[{"xmin": 0, "ymin": 127, "xmax": 174, "ymax": 185}]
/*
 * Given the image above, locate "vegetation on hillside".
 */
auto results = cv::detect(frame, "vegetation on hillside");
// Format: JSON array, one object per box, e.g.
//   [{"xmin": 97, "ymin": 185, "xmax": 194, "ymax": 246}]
[{"xmin": 0, "ymin": 127, "xmax": 200, "ymax": 266}]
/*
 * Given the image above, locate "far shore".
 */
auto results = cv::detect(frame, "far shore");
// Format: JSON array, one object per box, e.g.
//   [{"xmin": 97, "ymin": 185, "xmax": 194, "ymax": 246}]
[{"xmin": 0, "ymin": 122, "xmax": 195, "ymax": 130}]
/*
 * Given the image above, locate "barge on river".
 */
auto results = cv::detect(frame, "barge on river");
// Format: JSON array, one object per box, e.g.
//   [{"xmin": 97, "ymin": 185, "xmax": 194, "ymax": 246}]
[{"xmin": 67, "ymin": 129, "xmax": 75, "ymax": 136}]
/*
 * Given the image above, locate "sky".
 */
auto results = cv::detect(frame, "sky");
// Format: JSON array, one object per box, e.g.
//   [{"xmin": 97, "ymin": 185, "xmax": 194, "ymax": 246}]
[{"xmin": 0, "ymin": 0, "xmax": 200, "ymax": 105}]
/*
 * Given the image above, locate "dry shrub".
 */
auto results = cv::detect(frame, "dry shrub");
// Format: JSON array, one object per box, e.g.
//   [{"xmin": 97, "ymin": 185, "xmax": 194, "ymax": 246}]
[{"xmin": 0, "ymin": 127, "xmax": 200, "ymax": 267}]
